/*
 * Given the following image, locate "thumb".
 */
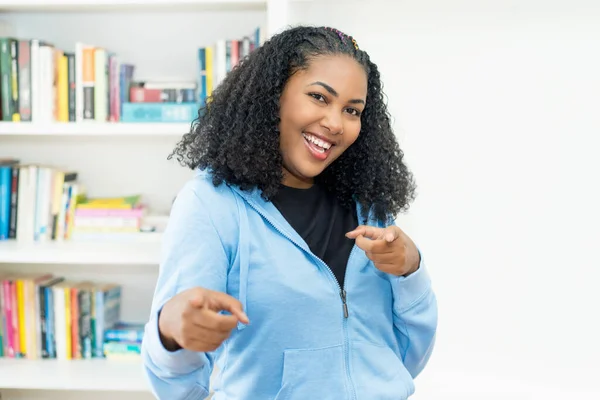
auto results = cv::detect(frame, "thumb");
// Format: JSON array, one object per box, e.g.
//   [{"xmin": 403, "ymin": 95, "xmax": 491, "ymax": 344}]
[
  {"xmin": 383, "ymin": 226, "xmax": 401, "ymax": 243},
  {"xmin": 209, "ymin": 291, "xmax": 250, "ymax": 325}
]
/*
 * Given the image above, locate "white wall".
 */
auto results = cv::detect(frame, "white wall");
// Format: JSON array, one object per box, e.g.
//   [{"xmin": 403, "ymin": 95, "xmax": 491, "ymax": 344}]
[{"xmin": 291, "ymin": 0, "xmax": 600, "ymax": 398}]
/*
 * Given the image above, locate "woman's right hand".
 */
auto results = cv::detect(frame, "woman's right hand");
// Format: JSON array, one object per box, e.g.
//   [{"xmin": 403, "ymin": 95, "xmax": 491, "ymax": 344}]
[{"xmin": 158, "ymin": 287, "xmax": 250, "ymax": 352}]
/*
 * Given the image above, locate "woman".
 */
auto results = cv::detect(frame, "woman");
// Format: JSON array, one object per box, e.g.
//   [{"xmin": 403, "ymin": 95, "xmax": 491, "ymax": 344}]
[{"xmin": 142, "ymin": 26, "xmax": 437, "ymax": 400}]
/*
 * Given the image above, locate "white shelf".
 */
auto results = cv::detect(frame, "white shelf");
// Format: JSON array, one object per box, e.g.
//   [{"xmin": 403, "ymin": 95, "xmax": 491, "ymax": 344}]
[
  {"xmin": 0, "ymin": 358, "xmax": 148, "ymax": 391},
  {"xmin": 0, "ymin": 122, "xmax": 191, "ymax": 137},
  {"xmin": 0, "ymin": 238, "xmax": 161, "ymax": 265},
  {"xmin": 0, "ymin": 0, "xmax": 267, "ymax": 12}
]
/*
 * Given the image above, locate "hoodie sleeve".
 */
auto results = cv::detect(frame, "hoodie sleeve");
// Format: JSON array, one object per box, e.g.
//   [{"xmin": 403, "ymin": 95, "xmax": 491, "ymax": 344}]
[
  {"xmin": 141, "ymin": 182, "xmax": 230, "ymax": 400},
  {"xmin": 390, "ymin": 251, "xmax": 438, "ymax": 378}
]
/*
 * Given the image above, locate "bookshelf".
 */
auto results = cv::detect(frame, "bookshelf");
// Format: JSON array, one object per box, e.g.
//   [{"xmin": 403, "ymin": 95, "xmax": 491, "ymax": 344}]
[
  {"xmin": 0, "ymin": 122, "xmax": 191, "ymax": 136},
  {"xmin": 0, "ymin": 0, "xmax": 269, "ymax": 12},
  {"xmin": 0, "ymin": 0, "xmax": 297, "ymax": 398},
  {"xmin": 0, "ymin": 358, "xmax": 147, "ymax": 391},
  {"xmin": 0, "ymin": 237, "xmax": 161, "ymax": 264}
]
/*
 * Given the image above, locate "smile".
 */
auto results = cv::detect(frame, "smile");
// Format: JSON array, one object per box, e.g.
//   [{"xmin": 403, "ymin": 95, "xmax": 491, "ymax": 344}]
[
  {"xmin": 302, "ymin": 132, "xmax": 334, "ymax": 161},
  {"xmin": 302, "ymin": 132, "xmax": 332, "ymax": 152}
]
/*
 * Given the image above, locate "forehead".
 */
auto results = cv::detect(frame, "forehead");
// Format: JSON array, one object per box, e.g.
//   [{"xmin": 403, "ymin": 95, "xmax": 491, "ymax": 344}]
[{"xmin": 294, "ymin": 55, "xmax": 367, "ymax": 97}]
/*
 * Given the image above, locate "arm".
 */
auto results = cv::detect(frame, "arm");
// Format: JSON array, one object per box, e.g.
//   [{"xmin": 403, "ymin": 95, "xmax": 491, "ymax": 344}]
[
  {"xmin": 390, "ymin": 253, "xmax": 438, "ymax": 378},
  {"xmin": 141, "ymin": 182, "xmax": 229, "ymax": 400},
  {"xmin": 346, "ymin": 224, "xmax": 438, "ymax": 378}
]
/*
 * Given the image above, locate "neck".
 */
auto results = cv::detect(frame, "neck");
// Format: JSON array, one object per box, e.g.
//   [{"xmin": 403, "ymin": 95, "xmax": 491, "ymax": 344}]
[{"xmin": 281, "ymin": 168, "xmax": 314, "ymax": 189}]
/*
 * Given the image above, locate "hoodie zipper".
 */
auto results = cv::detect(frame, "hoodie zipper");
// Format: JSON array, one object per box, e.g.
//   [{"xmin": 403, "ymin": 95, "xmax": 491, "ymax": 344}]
[{"xmin": 241, "ymin": 196, "xmax": 358, "ymax": 400}]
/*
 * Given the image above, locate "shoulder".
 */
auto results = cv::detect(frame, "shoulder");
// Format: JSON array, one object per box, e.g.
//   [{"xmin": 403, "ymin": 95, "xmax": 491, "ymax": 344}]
[
  {"xmin": 174, "ymin": 170, "xmax": 238, "ymax": 213},
  {"xmin": 170, "ymin": 169, "xmax": 241, "ymax": 242}
]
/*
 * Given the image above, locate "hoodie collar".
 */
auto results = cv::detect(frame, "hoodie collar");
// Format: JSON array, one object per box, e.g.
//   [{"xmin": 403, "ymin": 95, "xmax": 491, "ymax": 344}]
[{"xmin": 228, "ymin": 182, "xmax": 312, "ymax": 253}]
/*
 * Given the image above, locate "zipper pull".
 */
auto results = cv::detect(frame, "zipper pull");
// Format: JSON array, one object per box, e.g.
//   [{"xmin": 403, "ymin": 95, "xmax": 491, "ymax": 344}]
[{"xmin": 340, "ymin": 289, "xmax": 349, "ymax": 318}]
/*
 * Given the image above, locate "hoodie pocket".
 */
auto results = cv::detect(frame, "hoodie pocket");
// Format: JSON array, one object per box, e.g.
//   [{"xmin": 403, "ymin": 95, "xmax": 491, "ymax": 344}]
[
  {"xmin": 351, "ymin": 341, "xmax": 414, "ymax": 399},
  {"xmin": 274, "ymin": 345, "xmax": 347, "ymax": 400}
]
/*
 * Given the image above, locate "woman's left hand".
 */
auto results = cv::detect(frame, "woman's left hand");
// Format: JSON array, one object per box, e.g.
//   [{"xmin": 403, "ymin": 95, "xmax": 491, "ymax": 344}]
[{"xmin": 346, "ymin": 225, "xmax": 420, "ymax": 277}]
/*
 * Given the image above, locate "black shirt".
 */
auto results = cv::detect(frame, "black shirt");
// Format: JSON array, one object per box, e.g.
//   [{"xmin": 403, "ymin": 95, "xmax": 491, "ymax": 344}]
[{"xmin": 271, "ymin": 184, "xmax": 358, "ymax": 289}]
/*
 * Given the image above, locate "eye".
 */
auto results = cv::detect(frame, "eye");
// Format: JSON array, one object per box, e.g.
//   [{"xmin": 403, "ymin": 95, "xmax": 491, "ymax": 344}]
[
  {"xmin": 308, "ymin": 93, "xmax": 327, "ymax": 103},
  {"xmin": 345, "ymin": 107, "xmax": 362, "ymax": 117}
]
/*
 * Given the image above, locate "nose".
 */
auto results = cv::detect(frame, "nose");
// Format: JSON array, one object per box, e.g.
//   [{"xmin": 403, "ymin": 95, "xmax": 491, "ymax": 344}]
[{"xmin": 320, "ymin": 109, "xmax": 344, "ymax": 135}]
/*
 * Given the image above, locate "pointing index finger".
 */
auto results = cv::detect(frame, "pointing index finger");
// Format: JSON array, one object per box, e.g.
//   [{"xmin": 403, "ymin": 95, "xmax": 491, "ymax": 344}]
[
  {"xmin": 346, "ymin": 225, "xmax": 385, "ymax": 240},
  {"xmin": 209, "ymin": 292, "xmax": 250, "ymax": 325}
]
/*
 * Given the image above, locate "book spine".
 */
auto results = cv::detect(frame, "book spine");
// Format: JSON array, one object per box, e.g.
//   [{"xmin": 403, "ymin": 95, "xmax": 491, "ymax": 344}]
[
  {"xmin": 94, "ymin": 48, "xmax": 107, "ymax": 122},
  {"xmin": 0, "ymin": 282, "xmax": 4, "ymax": 357},
  {"xmin": 0, "ymin": 167, "xmax": 10, "ymax": 240},
  {"xmin": 3, "ymin": 280, "xmax": 14, "ymax": 357},
  {"xmin": 8, "ymin": 166, "xmax": 19, "ymax": 239},
  {"xmin": 121, "ymin": 102, "xmax": 198, "ymax": 123},
  {"xmin": 75, "ymin": 208, "xmax": 144, "ymax": 217},
  {"xmin": 53, "ymin": 286, "xmax": 65, "ymax": 360},
  {"xmin": 18, "ymin": 40, "xmax": 31, "ymax": 121},
  {"xmin": 94, "ymin": 290, "xmax": 103, "ymax": 357},
  {"xmin": 71, "ymin": 288, "xmax": 81, "ymax": 359},
  {"xmin": 82, "ymin": 45, "xmax": 95, "ymax": 120},
  {"xmin": 79, "ymin": 289, "xmax": 92, "ymax": 359},
  {"xmin": 109, "ymin": 55, "xmax": 120, "ymax": 121},
  {"xmin": 46, "ymin": 286, "xmax": 55, "ymax": 358},
  {"xmin": 66, "ymin": 53, "xmax": 76, "ymax": 121},
  {"xmin": 10, "ymin": 281, "xmax": 20, "ymax": 358},
  {"xmin": 74, "ymin": 42, "xmax": 84, "ymax": 122},
  {"xmin": 38, "ymin": 44, "xmax": 55, "ymax": 122},
  {"xmin": 31, "ymin": 281, "xmax": 40, "ymax": 359},
  {"xmin": 0, "ymin": 38, "xmax": 13, "ymax": 121},
  {"xmin": 16, "ymin": 279, "xmax": 26, "ymax": 357},
  {"xmin": 39, "ymin": 285, "xmax": 48, "ymax": 358},
  {"xmin": 57, "ymin": 53, "xmax": 68, "ymax": 121},
  {"xmin": 197, "ymin": 48, "xmax": 206, "ymax": 106},
  {"xmin": 29, "ymin": 40, "xmax": 40, "ymax": 122},
  {"xmin": 9, "ymin": 38, "xmax": 19, "ymax": 121},
  {"xmin": 104, "ymin": 329, "xmax": 143, "ymax": 343},
  {"xmin": 103, "ymin": 341, "xmax": 141, "ymax": 354}
]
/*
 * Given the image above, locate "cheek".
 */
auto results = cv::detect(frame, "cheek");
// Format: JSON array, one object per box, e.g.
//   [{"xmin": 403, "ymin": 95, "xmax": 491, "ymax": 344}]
[
  {"xmin": 343, "ymin": 121, "xmax": 362, "ymax": 147},
  {"xmin": 281, "ymin": 98, "xmax": 312, "ymax": 128}
]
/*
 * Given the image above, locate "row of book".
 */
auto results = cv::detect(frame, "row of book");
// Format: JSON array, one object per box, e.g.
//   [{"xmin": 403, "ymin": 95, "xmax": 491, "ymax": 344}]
[
  {"xmin": 0, "ymin": 272, "xmax": 143, "ymax": 360},
  {"xmin": 0, "ymin": 158, "xmax": 149, "ymax": 242},
  {"xmin": 197, "ymin": 27, "xmax": 265, "ymax": 108},
  {"xmin": 0, "ymin": 26, "xmax": 264, "ymax": 124}
]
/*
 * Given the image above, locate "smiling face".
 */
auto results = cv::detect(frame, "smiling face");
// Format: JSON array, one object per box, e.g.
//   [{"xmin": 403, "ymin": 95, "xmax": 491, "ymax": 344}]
[{"xmin": 278, "ymin": 54, "xmax": 368, "ymax": 188}]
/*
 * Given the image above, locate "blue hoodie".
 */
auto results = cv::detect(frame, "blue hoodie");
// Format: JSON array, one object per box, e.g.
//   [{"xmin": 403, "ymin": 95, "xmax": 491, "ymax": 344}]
[{"xmin": 142, "ymin": 171, "xmax": 438, "ymax": 399}]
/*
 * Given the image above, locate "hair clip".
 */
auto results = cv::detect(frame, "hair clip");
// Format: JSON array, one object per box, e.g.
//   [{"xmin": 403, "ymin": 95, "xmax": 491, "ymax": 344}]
[
  {"xmin": 326, "ymin": 27, "xmax": 346, "ymax": 42},
  {"xmin": 325, "ymin": 27, "xmax": 358, "ymax": 50}
]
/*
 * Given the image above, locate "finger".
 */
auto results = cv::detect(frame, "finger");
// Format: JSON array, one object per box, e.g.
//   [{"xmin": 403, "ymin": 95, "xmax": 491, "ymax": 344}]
[
  {"xmin": 345, "ymin": 225, "xmax": 366, "ymax": 238},
  {"xmin": 346, "ymin": 225, "xmax": 385, "ymax": 240},
  {"xmin": 192, "ymin": 325, "xmax": 232, "ymax": 345},
  {"xmin": 354, "ymin": 234, "xmax": 374, "ymax": 252},
  {"xmin": 354, "ymin": 231, "xmax": 393, "ymax": 250},
  {"xmin": 366, "ymin": 251, "xmax": 399, "ymax": 264},
  {"xmin": 194, "ymin": 308, "xmax": 240, "ymax": 332},
  {"xmin": 383, "ymin": 226, "xmax": 401, "ymax": 243},
  {"xmin": 188, "ymin": 289, "xmax": 206, "ymax": 309},
  {"xmin": 208, "ymin": 292, "xmax": 250, "ymax": 325},
  {"xmin": 180, "ymin": 332, "xmax": 229, "ymax": 352}
]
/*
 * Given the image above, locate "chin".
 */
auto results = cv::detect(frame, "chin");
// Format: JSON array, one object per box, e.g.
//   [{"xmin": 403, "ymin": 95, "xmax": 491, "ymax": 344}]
[{"xmin": 298, "ymin": 165, "xmax": 325, "ymax": 180}]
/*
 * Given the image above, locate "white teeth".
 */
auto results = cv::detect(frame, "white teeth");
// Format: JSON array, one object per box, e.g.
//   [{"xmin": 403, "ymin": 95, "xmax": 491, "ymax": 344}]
[{"xmin": 302, "ymin": 133, "xmax": 332, "ymax": 150}]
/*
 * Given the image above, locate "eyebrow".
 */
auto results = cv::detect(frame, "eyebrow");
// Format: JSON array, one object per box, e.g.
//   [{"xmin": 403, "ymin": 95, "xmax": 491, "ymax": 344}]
[{"xmin": 307, "ymin": 81, "xmax": 365, "ymax": 105}]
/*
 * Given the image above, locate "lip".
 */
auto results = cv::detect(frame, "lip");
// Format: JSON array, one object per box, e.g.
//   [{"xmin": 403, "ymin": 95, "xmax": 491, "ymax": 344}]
[
  {"xmin": 303, "ymin": 131, "xmax": 338, "ymax": 146},
  {"xmin": 302, "ymin": 132, "xmax": 334, "ymax": 161}
]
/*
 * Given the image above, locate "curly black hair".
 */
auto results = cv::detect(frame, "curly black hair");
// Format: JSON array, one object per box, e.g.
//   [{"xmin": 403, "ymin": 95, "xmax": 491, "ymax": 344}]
[{"xmin": 169, "ymin": 25, "xmax": 416, "ymax": 224}]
